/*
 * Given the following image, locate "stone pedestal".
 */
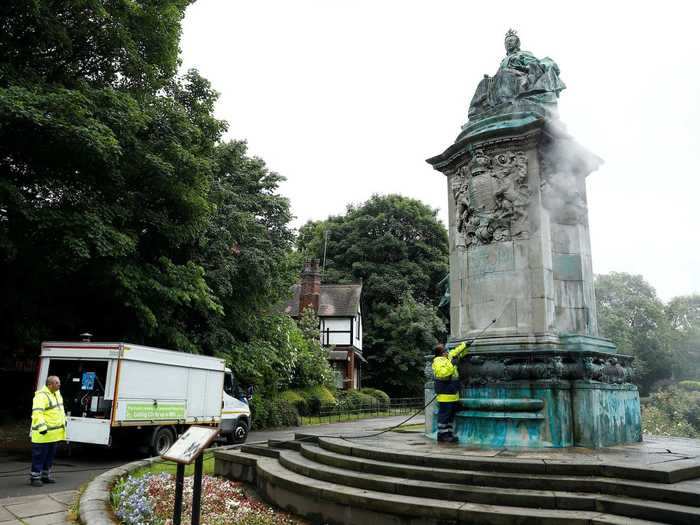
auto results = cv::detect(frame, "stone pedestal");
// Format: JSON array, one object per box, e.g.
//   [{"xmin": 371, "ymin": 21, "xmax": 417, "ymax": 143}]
[{"xmin": 425, "ymin": 113, "xmax": 642, "ymax": 448}]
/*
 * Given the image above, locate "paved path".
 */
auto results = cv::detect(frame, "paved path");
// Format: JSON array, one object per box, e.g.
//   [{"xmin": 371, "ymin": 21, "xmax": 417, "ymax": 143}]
[
  {"xmin": 0, "ymin": 490, "xmax": 76, "ymax": 525},
  {"xmin": 0, "ymin": 414, "xmax": 422, "ymax": 499},
  {"xmin": 0, "ymin": 449, "xmax": 128, "ymax": 500},
  {"xmin": 249, "ymin": 413, "xmax": 423, "ymax": 444}
]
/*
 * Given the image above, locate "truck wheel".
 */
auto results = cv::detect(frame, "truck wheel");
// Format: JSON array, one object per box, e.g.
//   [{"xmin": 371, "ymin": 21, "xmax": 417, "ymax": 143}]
[
  {"xmin": 150, "ymin": 426, "xmax": 175, "ymax": 456},
  {"xmin": 230, "ymin": 420, "xmax": 248, "ymax": 444}
]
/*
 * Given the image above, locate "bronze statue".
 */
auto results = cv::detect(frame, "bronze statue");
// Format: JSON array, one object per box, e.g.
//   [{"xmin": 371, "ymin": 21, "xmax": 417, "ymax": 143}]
[{"xmin": 468, "ymin": 29, "xmax": 566, "ymax": 120}]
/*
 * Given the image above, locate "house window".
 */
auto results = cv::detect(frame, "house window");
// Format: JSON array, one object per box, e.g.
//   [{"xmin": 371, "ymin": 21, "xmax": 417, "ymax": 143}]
[{"xmin": 330, "ymin": 362, "xmax": 344, "ymax": 389}]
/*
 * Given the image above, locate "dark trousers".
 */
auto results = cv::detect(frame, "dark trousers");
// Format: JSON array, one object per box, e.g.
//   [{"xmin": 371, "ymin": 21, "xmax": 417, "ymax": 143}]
[
  {"xmin": 437, "ymin": 401, "xmax": 459, "ymax": 437},
  {"xmin": 31, "ymin": 442, "xmax": 58, "ymax": 479}
]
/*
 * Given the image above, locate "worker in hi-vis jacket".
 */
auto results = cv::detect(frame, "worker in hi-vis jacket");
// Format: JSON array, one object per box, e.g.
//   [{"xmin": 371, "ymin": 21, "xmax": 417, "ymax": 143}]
[
  {"xmin": 432, "ymin": 342, "xmax": 469, "ymax": 443},
  {"xmin": 30, "ymin": 375, "xmax": 66, "ymax": 486}
]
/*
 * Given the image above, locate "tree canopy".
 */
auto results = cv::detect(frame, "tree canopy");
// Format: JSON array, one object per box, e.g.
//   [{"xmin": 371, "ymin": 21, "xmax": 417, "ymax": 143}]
[
  {"xmin": 594, "ymin": 272, "xmax": 673, "ymax": 393},
  {"xmin": 298, "ymin": 194, "xmax": 449, "ymax": 395},
  {"xmin": 0, "ymin": 1, "xmax": 299, "ymax": 367},
  {"xmin": 666, "ymin": 294, "xmax": 700, "ymax": 381}
]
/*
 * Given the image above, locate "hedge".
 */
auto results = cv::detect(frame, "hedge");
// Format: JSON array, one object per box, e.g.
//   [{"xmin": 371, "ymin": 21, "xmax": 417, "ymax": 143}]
[
  {"xmin": 360, "ymin": 388, "xmax": 390, "ymax": 409},
  {"xmin": 250, "ymin": 396, "xmax": 299, "ymax": 430},
  {"xmin": 298, "ymin": 385, "xmax": 336, "ymax": 415},
  {"xmin": 336, "ymin": 390, "xmax": 377, "ymax": 410},
  {"xmin": 278, "ymin": 389, "xmax": 309, "ymax": 416},
  {"xmin": 251, "ymin": 386, "xmax": 391, "ymax": 429}
]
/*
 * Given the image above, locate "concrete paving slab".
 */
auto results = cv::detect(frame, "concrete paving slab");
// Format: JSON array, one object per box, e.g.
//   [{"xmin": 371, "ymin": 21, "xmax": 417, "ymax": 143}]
[
  {"xmin": 0, "ymin": 494, "xmax": 44, "ymax": 507},
  {"xmin": 0, "ymin": 507, "xmax": 15, "ymax": 522},
  {"xmin": 5, "ymin": 498, "xmax": 66, "ymax": 518},
  {"xmin": 48, "ymin": 491, "xmax": 76, "ymax": 506},
  {"xmin": 23, "ymin": 511, "xmax": 69, "ymax": 525}
]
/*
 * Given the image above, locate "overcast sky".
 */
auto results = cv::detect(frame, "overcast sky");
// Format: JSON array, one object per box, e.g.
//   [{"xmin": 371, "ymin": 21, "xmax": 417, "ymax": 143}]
[{"xmin": 180, "ymin": 0, "xmax": 700, "ymax": 301}]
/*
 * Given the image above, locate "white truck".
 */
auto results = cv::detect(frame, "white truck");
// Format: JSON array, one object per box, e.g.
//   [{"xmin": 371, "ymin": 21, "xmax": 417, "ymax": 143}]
[{"xmin": 36, "ymin": 341, "xmax": 251, "ymax": 455}]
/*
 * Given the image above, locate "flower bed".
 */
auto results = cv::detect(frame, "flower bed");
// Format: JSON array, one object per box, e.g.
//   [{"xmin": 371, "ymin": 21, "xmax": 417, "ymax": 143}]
[{"xmin": 112, "ymin": 472, "xmax": 303, "ymax": 525}]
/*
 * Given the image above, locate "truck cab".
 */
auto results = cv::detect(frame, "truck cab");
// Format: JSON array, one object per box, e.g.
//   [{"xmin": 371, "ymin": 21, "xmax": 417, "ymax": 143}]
[{"xmin": 221, "ymin": 368, "xmax": 251, "ymax": 443}]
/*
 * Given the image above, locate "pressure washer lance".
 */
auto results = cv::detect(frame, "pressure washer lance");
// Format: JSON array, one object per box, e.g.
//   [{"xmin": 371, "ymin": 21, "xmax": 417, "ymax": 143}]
[{"xmin": 264, "ymin": 300, "xmax": 513, "ymax": 446}]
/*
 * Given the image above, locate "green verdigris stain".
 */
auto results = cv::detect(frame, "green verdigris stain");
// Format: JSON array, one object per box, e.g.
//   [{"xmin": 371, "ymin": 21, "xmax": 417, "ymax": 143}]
[
  {"xmin": 426, "ymin": 381, "xmax": 641, "ymax": 448},
  {"xmin": 453, "ymin": 383, "xmax": 573, "ymax": 448},
  {"xmin": 553, "ymin": 254, "xmax": 582, "ymax": 281}
]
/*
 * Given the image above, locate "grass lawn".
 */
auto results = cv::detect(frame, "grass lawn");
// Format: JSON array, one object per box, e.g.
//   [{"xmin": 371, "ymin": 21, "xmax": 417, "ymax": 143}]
[{"xmin": 131, "ymin": 451, "xmax": 216, "ymax": 477}]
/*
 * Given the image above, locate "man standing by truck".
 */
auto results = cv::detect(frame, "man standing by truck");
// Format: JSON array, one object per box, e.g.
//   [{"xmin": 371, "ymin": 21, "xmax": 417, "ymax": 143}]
[
  {"xmin": 432, "ymin": 342, "xmax": 469, "ymax": 443},
  {"xmin": 30, "ymin": 375, "xmax": 66, "ymax": 486}
]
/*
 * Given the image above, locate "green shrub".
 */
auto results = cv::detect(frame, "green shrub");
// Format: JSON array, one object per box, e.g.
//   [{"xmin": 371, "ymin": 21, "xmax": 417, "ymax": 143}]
[
  {"xmin": 251, "ymin": 396, "xmax": 300, "ymax": 430},
  {"xmin": 678, "ymin": 380, "xmax": 700, "ymax": 392},
  {"xmin": 337, "ymin": 390, "xmax": 377, "ymax": 411},
  {"xmin": 250, "ymin": 395, "xmax": 270, "ymax": 430},
  {"xmin": 268, "ymin": 399, "xmax": 299, "ymax": 428},
  {"xmin": 360, "ymin": 388, "xmax": 390, "ymax": 409},
  {"xmin": 299, "ymin": 385, "xmax": 336, "ymax": 415},
  {"xmin": 641, "ymin": 387, "xmax": 700, "ymax": 438},
  {"xmin": 278, "ymin": 389, "xmax": 309, "ymax": 416}
]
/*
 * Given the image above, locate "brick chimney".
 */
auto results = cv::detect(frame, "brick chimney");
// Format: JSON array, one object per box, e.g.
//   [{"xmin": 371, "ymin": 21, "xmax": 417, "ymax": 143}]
[{"xmin": 299, "ymin": 259, "xmax": 321, "ymax": 313}]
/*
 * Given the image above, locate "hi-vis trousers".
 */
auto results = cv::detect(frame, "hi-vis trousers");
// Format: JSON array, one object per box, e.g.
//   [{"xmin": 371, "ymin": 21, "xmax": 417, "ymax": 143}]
[{"xmin": 437, "ymin": 401, "xmax": 458, "ymax": 438}]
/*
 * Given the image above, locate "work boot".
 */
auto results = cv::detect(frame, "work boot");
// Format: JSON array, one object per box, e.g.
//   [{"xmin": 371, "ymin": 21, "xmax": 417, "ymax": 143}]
[
  {"xmin": 30, "ymin": 478, "xmax": 43, "ymax": 487},
  {"xmin": 41, "ymin": 476, "xmax": 56, "ymax": 484},
  {"xmin": 437, "ymin": 433, "xmax": 459, "ymax": 443}
]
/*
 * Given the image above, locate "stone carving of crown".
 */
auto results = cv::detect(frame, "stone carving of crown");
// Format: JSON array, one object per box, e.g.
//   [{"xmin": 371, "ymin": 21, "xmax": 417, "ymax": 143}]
[{"xmin": 505, "ymin": 28, "xmax": 518, "ymax": 39}]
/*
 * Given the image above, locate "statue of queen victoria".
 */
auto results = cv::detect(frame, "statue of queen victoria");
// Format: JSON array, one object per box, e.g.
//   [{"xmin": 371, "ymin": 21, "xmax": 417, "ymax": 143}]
[{"xmin": 468, "ymin": 29, "xmax": 566, "ymax": 120}]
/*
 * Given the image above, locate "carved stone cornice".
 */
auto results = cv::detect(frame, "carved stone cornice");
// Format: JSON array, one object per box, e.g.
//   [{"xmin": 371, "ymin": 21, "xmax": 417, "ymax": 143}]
[
  {"xmin": 424, "ymin": 350, "xmax": 635, "ymax": 386},
  {"xmin": 427, "ymin": 118, "xmax": 543, "ymax": 173}
]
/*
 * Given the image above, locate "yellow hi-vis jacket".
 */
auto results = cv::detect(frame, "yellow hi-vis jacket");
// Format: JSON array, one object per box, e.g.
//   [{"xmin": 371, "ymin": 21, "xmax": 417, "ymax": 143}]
[
  {"xmin": 432, "ymin": 342, "xmax": 469, "ymax": 402},
  {"xmin": 31, "ymin": 386, "xmax": 66, "ymax": 444}
]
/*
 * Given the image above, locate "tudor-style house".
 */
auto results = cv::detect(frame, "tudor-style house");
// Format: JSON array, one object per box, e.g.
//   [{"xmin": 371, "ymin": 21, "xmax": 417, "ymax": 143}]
[{"xmin": 284, "ymin": 260, "xmax": 364, "ymax": 390}]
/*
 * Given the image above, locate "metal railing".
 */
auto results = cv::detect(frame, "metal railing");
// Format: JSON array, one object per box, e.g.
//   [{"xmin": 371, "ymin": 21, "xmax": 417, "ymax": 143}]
[{"xmin": 303, "ymin": 397, "xmax": 424, "ymax": 424}]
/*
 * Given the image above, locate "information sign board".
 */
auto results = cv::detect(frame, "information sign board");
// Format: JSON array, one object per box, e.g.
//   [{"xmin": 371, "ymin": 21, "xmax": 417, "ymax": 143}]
[{"xmin": 161, "ymin": 426, "xmax": 219, "ymax": 464}]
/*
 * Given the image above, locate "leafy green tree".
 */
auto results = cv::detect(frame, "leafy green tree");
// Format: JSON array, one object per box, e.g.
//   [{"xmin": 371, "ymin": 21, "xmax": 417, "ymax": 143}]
[
  {"xmin": 666, "ymin": 295, "xmax": 700, "ymax": 381},
  {"xmin": 0, "ymin": 2, "xmax": 301, "ymax": 367},
  {"xmin": 292, "ymin": 308, "xmax": 335, "ymax": 389},
  {"xmin": 193, "ymin": 140, "xmax": 298, "ymax": 353},
  {"xmin": 226, "ymin": 308, "xmax": 334, "ymax": 398},
  {"xmin": 595, "ymin": 272, "xmax": 673, "ymax": 393},
  {"xmin": 297, "ymin": 194, "xmax": 449, "ymax": 395},
  {"xmin": 371, "ymin": 293, "xmax": 446, "ymax": 395},
  {"xmin": 225, "ymin": 314, "xmax": 298, "ymax": 396}
]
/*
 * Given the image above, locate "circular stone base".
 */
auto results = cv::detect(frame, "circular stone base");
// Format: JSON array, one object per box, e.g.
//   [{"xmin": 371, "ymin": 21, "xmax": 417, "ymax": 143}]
[{"xmin": 216, "ymin": 429, "xmax": 700, "ymax": 525}]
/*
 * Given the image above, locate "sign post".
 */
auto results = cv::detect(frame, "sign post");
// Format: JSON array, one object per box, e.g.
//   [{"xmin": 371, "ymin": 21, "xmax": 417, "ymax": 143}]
[
  {"xmin": 173, "ymin": 464, "xmax": 185, "ymax": 525},
  {"xmin": 191, "ymin": 455, "xmax": 204, "ymax": 525},
  {"xmin": 161, "ymin": 426, "xmax": 219, "ymax": 525}
]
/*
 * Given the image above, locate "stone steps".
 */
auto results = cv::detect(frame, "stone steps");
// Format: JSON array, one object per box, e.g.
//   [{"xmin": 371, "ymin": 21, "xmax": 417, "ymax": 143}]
[
  {"xmin": 311, "ymin": 436, "xmax": 700, "ymax": 484},
  {"xmin": 215, "ymin": 439, "xmax": 700, "ymax": 525},
  {"xmin": 300, "ymin": 441, "xmax": 700, "ymax": 507},
  {"xmin": 237, "ymin": 451, "xmax": 661, "ymax": 525},
  {"xmin": 285, "ymin": 447, "xmax": 700, "ymax": 524}
]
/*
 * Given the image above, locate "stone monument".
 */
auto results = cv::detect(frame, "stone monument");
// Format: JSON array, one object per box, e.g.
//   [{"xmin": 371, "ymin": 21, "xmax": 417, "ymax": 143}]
[{"xmin": 425, "ymin": 30, "xmax": 641, "ymax": 448}]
